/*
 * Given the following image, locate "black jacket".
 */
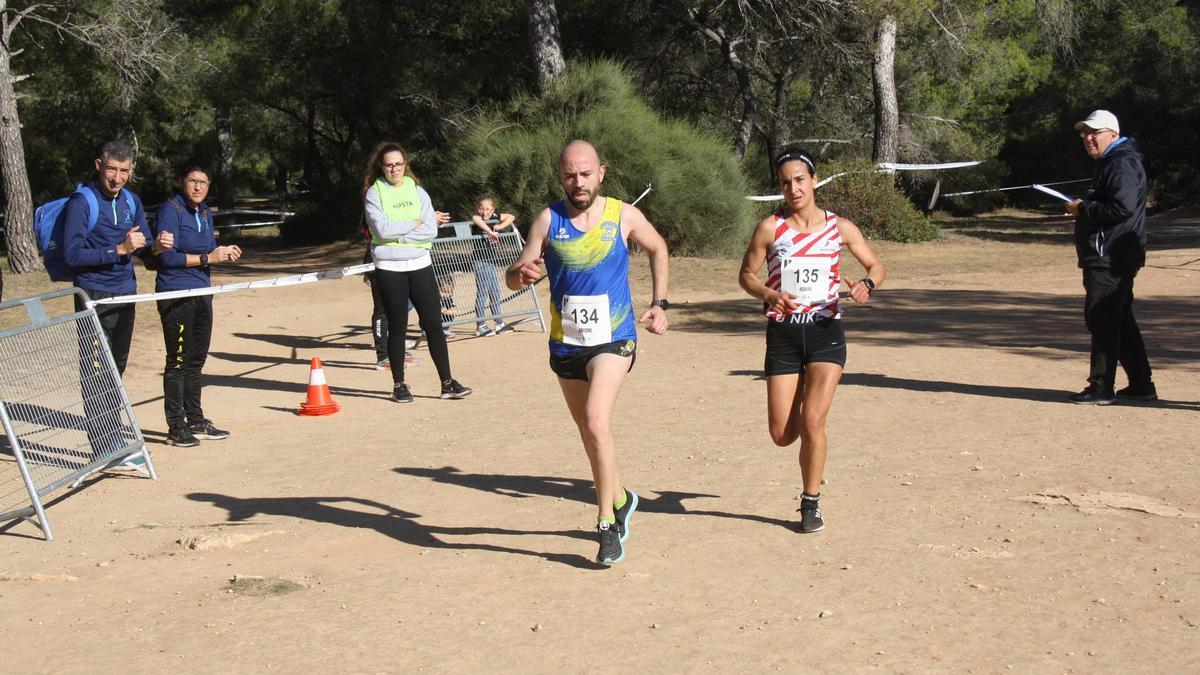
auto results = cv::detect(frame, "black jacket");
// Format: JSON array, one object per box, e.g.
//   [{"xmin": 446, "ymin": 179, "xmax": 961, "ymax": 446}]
[{"xmin": 1075, "ymin": 138, "xmax": 1147, "ymax": 269}]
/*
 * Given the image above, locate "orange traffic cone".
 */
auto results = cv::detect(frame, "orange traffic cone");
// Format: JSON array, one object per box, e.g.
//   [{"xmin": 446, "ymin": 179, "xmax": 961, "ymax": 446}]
[{"xmin": 298, "ymin": 356, "xmax": 341, "ymax": 416}]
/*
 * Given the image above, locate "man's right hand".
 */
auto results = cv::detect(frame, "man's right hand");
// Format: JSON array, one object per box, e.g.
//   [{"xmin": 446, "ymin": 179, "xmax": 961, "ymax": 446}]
[
  {"xmin": 116, "ymin": 226, "xmax": 147, "ymax": 255},
  {"xmin": 516, "ymin": 258, "xmax": 544, "ymax": 286}
]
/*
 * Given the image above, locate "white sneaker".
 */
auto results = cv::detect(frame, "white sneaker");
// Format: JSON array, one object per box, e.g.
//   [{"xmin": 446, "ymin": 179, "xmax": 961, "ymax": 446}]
[{"xmin": 475, "ymin": 326, "xmax": 495, "ymax": 337}]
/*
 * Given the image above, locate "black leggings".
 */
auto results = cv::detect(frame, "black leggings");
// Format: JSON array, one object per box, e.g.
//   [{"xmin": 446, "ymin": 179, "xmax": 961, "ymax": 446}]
[{"xmin": 375, "ymin": 266, "xmax": 451, "ymax": 384}]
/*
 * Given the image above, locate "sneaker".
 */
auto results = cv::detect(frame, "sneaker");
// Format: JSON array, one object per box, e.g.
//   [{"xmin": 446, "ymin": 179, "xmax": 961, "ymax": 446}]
[
  {"xmin": 1069, "ymin": 385, "xmax": 1116, "ymax": 405},
  {"xmin": 614, "ymin": 489, "xmax": 639, "ymax": 544},
  {"xmin": 798, "ymin": 504, "xmax": 826, "ymax": 534},
  {"xmin": 189, "ymin": 419, "xmax": 230, "ymax": 440},
  {"xmin": 495, "ymin": 323, "xmax": 515, "ymax": 334},
  {"xmin": 404, "ymin": 338, "xmax": 418, "ymax": 349},
  {"xmin": 443, "ymin": 329, "xmax": 454, "ymax": 338},
  {"xmin": 596, "ymin": 520, "xmax": 624, "ymax": 565},
  {"xmin": 404, "ymin": 352, "xmax": 422, "ymax": 366},
  {"xmin": 440, "ymin": 379, "xmax": 473, "ymax": 400},
  {"xmin": 375, "ymin": 357, "xmax": 391, "ymax": 371},
  {"xmin": 1116, "ymin": 382, "xmax": 1157, "ymax": 401},
  {"xmin": 392, "ymin": 382, "xmax": 414, "ymax": 403},
  {"xmin": 167, "ymin": 425, "xmax": 200, "ymax": 448},
  {"xmin": 475, "ymin": 325, "xmax": 495, "ymax": 337}
]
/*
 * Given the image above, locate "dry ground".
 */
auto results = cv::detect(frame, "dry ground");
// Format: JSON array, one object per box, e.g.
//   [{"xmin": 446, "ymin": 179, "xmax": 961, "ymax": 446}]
[{"xmin": 2, "ymin": 209, "xmax": 1198, "ymax": 673}]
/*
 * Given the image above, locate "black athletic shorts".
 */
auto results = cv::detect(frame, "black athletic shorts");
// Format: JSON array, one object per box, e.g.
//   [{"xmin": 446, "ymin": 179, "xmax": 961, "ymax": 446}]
[
  {"xmin": 549, "ymin": 339, "xmax": 637, "ymax": 381},
  {"xmin": 764, "ymin": 316, "xmax": 846, "ymax": 375}
]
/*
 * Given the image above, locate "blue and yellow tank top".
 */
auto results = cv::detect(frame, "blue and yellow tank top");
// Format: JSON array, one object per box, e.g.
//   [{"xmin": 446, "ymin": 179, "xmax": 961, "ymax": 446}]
[{"xmin": 546, "ymin": 197, "xmax": 637, "ymax": 356}]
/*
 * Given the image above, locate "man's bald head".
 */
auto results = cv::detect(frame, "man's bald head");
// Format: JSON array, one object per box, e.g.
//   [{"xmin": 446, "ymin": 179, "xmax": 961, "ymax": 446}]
[
  {"xmin": 559, "ymin": 139, "xmax": 601, "ymax": 168},
  {"xmin": 558, "ymin": 139, "xmax": 606, "ymax": 211}
]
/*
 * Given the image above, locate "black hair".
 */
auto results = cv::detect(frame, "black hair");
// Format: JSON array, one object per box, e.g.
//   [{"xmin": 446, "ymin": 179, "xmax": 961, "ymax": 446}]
[
  {"xmin": 177, "ymin": 163, "xmax": 212, "ymax": 181},
  {"xmin": 773, "ymin": 146, "xmax": 816, "ymax": 176}
]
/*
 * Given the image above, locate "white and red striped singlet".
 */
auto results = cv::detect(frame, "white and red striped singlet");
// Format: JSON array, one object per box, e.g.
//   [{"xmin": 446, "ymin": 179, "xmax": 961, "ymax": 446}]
[{"xmin": 765, "ymin": 210, "xmax": 843, "ymax": 323}]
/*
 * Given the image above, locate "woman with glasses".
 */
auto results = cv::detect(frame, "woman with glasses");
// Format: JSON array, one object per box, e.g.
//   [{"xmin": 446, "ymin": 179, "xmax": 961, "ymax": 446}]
[
  {"xmin": 362, "ymin": 142, "xmax": 472, "ymax": 403},
  {"xmin": 153, "ymin": 164, "xmax": 243, "ymax": 447}
]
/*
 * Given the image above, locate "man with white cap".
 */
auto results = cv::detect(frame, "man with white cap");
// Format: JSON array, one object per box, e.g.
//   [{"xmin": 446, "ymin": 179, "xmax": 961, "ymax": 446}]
[{"xmin": 1065, "ymin": 110, "xmax": 1155, "ymax": 404}]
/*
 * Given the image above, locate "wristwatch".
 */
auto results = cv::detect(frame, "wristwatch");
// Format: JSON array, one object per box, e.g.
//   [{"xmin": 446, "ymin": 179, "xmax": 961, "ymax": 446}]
[
  {"xmin": 199, "ymin": 253, "xmax": 209, "ymax": 267},
  {"xmin": 650, "ymin": 299, "xmax": 670, "ymax": 311},
  {"xmin": 860, "ymin": 278, "xmax": 875, "ymax": 293}
]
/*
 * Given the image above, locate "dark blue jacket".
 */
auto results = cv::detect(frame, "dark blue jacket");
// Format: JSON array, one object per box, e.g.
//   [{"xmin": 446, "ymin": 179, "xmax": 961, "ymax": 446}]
[
  {"xmin": 152, "ymin": 193, "xmax": 216, "ymax": 291},
  {"xmin": 1075, "ymin": 137, "xmax": 1147, "ymax": 269},
  {"xmin": 63, "ymin": 180, "xmax": 149, "ymax": 294}
]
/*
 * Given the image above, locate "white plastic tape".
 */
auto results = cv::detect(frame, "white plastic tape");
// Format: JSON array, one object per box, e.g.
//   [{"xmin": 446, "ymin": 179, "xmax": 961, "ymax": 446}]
[
  {"xmin": 746, "ymin": 161, "xmax": 981, "ymax": 201},
  {"xmin": 87, "ymin": 262, "xmax": 377, "ymax": 307}
]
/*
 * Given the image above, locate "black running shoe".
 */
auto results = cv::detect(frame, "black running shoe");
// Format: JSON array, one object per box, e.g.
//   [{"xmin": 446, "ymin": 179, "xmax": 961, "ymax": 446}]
[
  {"xmin": 440, "ymin": 379, "xmax": 472, "ymax": 400},
  {"xmin": 596, "ymin": 520, "xmax": 624, "ymax": 565},
  {"xmin": 392, "ymin": 382, "xmax": 414, "ymax": 403},
  {"xmin": 189, "ymin": 419, "xmax": 230, "ymax": 440},
  {"xmin": 1116, "ymin": 382, "xmax": 1157, "ymax": 401},
  {"xmin": 167, "ymin": 425, "xmax": 200, "ymax": 448},
  {"xmin": 1069, "ymin": 385, "xmax": 1116, "ymax": 405},
  {"xmin": 614, "ymin": 489, "xmax": 639, "ymax": 544},
  {"xmin": 798, "ymin": 505, "xmax": 826, "ymax": 534}
]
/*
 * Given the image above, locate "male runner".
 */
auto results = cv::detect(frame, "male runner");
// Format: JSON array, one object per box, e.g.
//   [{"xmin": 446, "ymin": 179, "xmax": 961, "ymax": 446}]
[{"xmin": 506, "ymin": 140, "xmax": 669, "ymax": 565}]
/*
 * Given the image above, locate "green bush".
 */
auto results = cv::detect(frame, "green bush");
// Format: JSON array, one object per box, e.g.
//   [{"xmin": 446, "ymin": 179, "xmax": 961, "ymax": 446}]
[
  {"xmin": 815, "ymin": 160, "xmax": 940, "ymax": 243},
  {"xmin": 439, "ymin": 60, "xmax": 754, "ymax": 257}
]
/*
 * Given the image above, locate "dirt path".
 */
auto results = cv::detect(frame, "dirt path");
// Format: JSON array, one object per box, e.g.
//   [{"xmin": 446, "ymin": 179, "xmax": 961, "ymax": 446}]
[{"xmin": 2, "ymin": 210, "xmax": 1197, "ymax": 672}]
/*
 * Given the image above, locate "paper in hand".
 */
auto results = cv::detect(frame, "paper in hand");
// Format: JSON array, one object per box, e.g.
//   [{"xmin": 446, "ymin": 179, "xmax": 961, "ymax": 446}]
[{"xmin": 1032, "ymin": 183, "xmax": 1074, "ymax": 203}]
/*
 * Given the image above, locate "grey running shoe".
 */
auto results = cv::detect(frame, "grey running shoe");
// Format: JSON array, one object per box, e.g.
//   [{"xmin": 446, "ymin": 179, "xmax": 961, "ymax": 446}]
[
  {"xmin": 798, "ymin": 504, "xmax": 825, "ymax": 534},
  {"xmin": 392, "ymin": 382, "xmax": 414, "ymax": 403},
  {"xmin": 614, "ymin": 489, "xmax": 639, "ymax": 544},
  {"xmin": 1116, "ymin": 382, "xmax": 1157, "ymax": 401},
  {"xmin": 440, "ymin": 379, "xmax": 472, "ymax": 399},
  {"xmin": 167, "ymin": 425, "xmax": 200, "ymax": 448},
  {"xmin": 375, "ymin": 357, "xmax": 391, "ymax": 371},
  {"xmin": 475, "ymin": 325, "xmax": 495, "ymax": 337},
  {"xmin": 189, "ymin": 419, "xmax": 230, "ymax": 440},
  {"xmin": 596, "ymin": 520, "xmax": 624, "ymax": 565},
  {"xmin": 495, "ymin": 323, "xmax": 515, "ymax": 334}
]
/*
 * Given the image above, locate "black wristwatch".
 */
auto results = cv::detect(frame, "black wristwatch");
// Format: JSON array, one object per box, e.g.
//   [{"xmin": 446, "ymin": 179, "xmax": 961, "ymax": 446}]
[
  {"xmin": 199, "ymin": 253, "xmax": 209, "ymax": 267},
  {"xmin": 860, "ymin": 278, "xmax": 875, "ymax": 293},
  {"xmin": 650, "ymin": 299, "xmax": 670, "ymax": 311}
]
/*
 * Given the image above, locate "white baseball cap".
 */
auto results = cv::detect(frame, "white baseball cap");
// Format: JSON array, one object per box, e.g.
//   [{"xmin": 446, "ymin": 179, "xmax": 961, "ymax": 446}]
[{"xmin": 1075, "ymin": 110, "xmax": 1120, "ymax": 134}]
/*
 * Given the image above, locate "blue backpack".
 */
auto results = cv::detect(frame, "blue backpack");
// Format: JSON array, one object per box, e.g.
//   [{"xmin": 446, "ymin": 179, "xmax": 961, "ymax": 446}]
[{"xmin": 35, "ymin": 185, "xmax": 137, "ymax": 282}]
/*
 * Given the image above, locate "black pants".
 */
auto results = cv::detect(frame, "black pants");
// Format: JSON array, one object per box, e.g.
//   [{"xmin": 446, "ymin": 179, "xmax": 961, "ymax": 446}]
[
  {"xmin": 367, "ymin": 273, "xmax": 389, "ymax": 361},
  {"xmin": 1082, "ymin": 267, "xmax": 1152, "ymax": 389},
  {"xmin": 75, "ymin": 288, "xmax": 136, "ymax": 452},
  {"xmin": 375, "ymin": 266, "xmax": 451, "ymax": 384},
  {"xmin": 157, "ymin": 296, "xmax": 214, "ymax": 429}
]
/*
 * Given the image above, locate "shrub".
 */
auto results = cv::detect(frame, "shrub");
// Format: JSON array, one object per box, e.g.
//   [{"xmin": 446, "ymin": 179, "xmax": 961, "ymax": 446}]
[
  {"xmin": 816, "ymin": 160, "xmax": 940, "ymax": 242},
  {"xmin": 439, "ymin": 60, "xmax": 754, "ymax": 257}
]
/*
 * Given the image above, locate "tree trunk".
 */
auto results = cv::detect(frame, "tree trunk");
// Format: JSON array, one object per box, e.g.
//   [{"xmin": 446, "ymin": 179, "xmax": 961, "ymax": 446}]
[
  {"xmin": 872, "ymin": 16, "xmax": 899, "ymax": 171},
  {"xmin": 527, "ymin": 0, "xmax": 565, "ymax": 93},
  {"xmin": 215, "ymin": 107, "xmax": 234, "ymax": 209},
  {"xmin": 0, "ymin": 41, "xmax": 39, "ymax": 274}
]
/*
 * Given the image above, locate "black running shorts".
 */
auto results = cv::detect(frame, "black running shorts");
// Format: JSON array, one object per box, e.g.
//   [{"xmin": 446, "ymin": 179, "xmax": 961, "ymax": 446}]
[
  {"xmin": 549, "ymin": 339, "xmax": 637, "ymax": 381},
  {"xmin": 763, "ymin": 317, "xmax": 847, "ymax": 375}
]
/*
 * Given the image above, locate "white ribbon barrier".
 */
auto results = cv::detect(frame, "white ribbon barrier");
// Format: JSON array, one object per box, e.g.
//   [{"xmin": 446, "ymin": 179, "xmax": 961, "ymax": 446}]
[
  {"xmin": 87, "ymin": 262, "xmax": 377, "ymax": 307},
  {"xmin": 746, "ymin": 160, "xmax": 982, "ymax": 202},
  {"xmin": 942, "ymin": 178, "xmax": 1089, "ymax": 199}
]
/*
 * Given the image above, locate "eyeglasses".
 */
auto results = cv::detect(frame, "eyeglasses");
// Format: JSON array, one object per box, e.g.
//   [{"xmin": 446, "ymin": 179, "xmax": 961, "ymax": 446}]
[
  {"xmin": 383, "ymin": 162, "xmax": 406, "ymax": 170},
  {"xmin": 1079, "ymin": 129, "xmax": 1111, "ymax": 138},
  {"xmin": 185, "ymin": 178, "xmax": 210, "ymax": 187}
]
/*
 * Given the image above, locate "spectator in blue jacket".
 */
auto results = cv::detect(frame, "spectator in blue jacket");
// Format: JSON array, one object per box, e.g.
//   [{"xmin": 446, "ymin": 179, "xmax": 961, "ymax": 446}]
[
  {"xmin": 152, "ymin": 164, "xmax": 242, "ymax": 447},
  {"xmin": 63, "ymin": 140, "xmax": 155, "ymax": 376}
]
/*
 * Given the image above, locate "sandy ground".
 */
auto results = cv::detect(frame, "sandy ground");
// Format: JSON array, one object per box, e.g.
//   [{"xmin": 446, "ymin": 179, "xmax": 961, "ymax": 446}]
[{"xmin": 2, "ymin": 210, "xmax": 1198, "ymax": 673}]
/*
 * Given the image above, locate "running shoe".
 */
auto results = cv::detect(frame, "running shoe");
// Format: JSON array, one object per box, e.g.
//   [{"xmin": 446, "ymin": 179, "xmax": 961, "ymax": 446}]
[
  {"xmin": 1116, "ymin": 382, "xmax": 1157, "ymax": 401},
  {"xmin": 1069, "ymin": 385, "xmax": 1116, "ymax": 405},
  {"xmin": 404, "ymin": 338, "xmax": 418, "ymax": 349},
  {"xmin": 189, "ymin": 419, "xmax": 230, "ymax": 440},
  {"xmin": 475, "ymin": 325, "xmax": 495, "ymax": 337},
  {"xmin": 392, "ymin": 382, "xmax": 414, "ymax": 403},
  {"xmin": 798, "ymin": 504, "xmax": 825, "ymax": 534},
  {"xmin": 495, "ymin": 323, "xmax": 515, "ymax": 334},
  {"xmin": 440, "ymin": 379, "xmax": 473, "ymax": 400},
  {"xmin": 614, "ymin": 489, "xmax": 639, "ymax": 544},
  {"xmin": 167, "ymin": 425, "xmax": 200, "ymax": 448},
  {"xmin": 375, "ymin": 357, "xmax": 391, "ymax": 371},
  {"xmin": 596, "ymin": 520, "xmax": 624, "ymax": 565},
  {"xmin": 404, "ymin": 352, "xmax": 422, "ymax": 366}
]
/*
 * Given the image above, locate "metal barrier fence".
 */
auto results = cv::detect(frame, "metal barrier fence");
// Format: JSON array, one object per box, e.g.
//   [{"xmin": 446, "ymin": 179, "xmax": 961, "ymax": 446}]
[
  {"xmin": 431, "ymin": 223, "xmax": 546, "ymax": 334},
  {"xmin": 0, "ymin": 288, "xmax": 155, "ymax": 541}
]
